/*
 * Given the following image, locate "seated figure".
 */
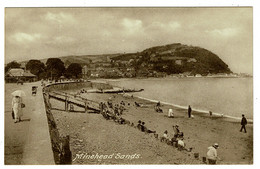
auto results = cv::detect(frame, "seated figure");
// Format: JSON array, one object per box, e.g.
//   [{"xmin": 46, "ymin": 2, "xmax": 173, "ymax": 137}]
[
  {"xmin": 141, "ymin": 122, "xmax": 156, "ymax": 133},
  {"xmin": 168, "ymin": 109, "xmax": 174, "ymax": 118}
]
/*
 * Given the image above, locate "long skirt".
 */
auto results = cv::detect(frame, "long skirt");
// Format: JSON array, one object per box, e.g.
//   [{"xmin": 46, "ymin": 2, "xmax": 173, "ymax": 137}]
[{"xmin": 13, "ymin": 103, "xmax": 22, "ymax": 121}]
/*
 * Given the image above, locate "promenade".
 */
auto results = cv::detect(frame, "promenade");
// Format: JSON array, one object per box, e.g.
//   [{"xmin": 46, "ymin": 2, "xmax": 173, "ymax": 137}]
[{"xmin": 4, "ymin": 81, "xmax": 54, "ymax": 165}]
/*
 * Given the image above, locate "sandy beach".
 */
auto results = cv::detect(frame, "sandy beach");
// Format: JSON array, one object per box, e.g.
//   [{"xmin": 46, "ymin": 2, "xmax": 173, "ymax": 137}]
[{"xmin": 49, "ymin": 85, "xmax": 253, "ymax": 165}]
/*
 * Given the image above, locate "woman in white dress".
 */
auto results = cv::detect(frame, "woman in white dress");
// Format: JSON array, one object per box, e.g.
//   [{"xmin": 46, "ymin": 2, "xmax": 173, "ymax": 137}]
[{"xmin": 12, "ymin": 96, "xmax": 23, "ymax": 123}]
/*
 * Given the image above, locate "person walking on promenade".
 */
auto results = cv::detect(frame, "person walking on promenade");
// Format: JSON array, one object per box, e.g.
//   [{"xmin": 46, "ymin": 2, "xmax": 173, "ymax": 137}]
[
  {"xmin": 240, "ymin": 114, "xmax": 247, "ymax": 133},
  {"xmin": 11, "ymin": 90, "xmax": 25, "ymax": 123},
  {"xmin": 207, "ymin": 143, "xmax": 220, "ymax": 164},
  {"xmin": 188, "ymin": 105, "xmax": 192, "ymax": 118},
  {"xmin": 12, "ymin": 96, "xmax": 23, "ymax": 123}
]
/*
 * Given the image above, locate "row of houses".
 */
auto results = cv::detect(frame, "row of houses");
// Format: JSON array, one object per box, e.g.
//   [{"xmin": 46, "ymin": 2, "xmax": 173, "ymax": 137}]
[{"xmin": 81, "ymin": 64, "xmax": 168, "ymax": 78}]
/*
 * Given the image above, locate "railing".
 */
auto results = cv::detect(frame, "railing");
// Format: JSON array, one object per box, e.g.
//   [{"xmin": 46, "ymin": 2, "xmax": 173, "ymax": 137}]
[{"xmin": 48, "ymin": 91, "xmax": 100, "ymax": 113}]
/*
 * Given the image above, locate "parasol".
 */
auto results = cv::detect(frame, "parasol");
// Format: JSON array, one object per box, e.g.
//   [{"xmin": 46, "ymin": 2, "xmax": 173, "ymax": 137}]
[{"xmin": 11, "ymin": 90, "xmax": 26, "ymax": 97}]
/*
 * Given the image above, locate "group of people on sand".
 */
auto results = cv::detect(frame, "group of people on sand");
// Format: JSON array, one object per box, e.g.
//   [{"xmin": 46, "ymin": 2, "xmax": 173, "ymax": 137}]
[
  {"xmin": 135, "ymin": 101, "xmax": 249, "ymax": 164},
  {"xmin": 159, "ymin": 123, "xmax": 222, "ymax": 164},
  {"xmin": 160, "ymin": 125, "xmax": 191, "ymax": 152},
  {"xmin": 136, "ymin": 120, "xmax": 156, "ymax": 133},
  {"xmin": 99, "ymin": 100, "xmax": 127, "ymax": 124},
  {"xmin": 73, "ymin": 89, "xmax": 87, "ymax": 97}
]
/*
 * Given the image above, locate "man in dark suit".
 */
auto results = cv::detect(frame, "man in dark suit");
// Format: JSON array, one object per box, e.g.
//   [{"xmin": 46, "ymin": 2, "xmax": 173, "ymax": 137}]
[{"xmin": 240, "ymin": 114, "xmax": 247, "ymax": 133}]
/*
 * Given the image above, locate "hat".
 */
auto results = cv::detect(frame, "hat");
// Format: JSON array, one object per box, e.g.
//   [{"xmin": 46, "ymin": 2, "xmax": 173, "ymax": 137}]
[{"xmin": 214, "ymin": 143, "xmax": 219, "ymax": 147}]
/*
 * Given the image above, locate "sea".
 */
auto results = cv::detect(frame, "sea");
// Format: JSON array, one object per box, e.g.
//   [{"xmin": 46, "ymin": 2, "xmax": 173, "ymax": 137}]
[{"xmin": 108, "ymin": 77, "xmax": 253, "ymax": 120}]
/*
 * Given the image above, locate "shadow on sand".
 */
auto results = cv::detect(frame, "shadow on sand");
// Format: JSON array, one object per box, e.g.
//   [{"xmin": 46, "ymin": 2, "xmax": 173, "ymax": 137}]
[
  {"xmin": 20, "ymin": 118, "xmax": 31, "ymax": 122},
  {"xmin": 163, "ymin": 115, "xmax": 185, "ymax": 119}
]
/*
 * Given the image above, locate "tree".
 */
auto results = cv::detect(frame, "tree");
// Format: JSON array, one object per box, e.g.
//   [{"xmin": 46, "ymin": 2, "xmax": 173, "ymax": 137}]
[
  {"xmin": 65, "ymin": 63, "xmax": 82, "ymax": 78},
  {"xmin": 46, "ymin": 58, "xmax": 65, "ymax": 79},
  {"xmin": 5, "ymin": 61, "xmax": 21, "ymax": 73},
  {"xmin": 25, "ymin": 60, "xmax": 45, "ymax": 79}
]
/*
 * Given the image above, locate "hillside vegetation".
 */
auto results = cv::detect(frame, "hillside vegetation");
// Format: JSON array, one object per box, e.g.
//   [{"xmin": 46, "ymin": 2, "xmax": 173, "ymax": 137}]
[{"xmin": 112, "ymin": 43, "xmax": 232, "ymax": 75}]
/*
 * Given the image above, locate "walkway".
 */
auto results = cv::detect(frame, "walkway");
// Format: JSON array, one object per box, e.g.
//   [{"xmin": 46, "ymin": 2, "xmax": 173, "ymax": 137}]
[{"xmin": 4, "ymin": 81, "xmax": 54, "ymax": 165}]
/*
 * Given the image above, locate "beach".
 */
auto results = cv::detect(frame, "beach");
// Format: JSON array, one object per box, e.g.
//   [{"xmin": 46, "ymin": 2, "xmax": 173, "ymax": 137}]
[
  {"xmin": 108, "ymin": 77, "xmax": 253, "ymax": 119},
  {"xmin": 50, "ymin": 84, "xmax": 253, "ymax": 164}
]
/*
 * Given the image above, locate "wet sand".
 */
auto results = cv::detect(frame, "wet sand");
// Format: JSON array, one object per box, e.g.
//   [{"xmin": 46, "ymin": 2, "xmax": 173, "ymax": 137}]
[{"xmin": 50, "ymin": 88, "xmax": 253, "ymax": 164}]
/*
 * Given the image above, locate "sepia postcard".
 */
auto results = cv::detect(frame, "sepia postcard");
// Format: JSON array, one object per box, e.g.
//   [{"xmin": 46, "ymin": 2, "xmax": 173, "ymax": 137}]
[{"xmin": 3, "ymin": 6, "xmax": 255, "ymax": 166}]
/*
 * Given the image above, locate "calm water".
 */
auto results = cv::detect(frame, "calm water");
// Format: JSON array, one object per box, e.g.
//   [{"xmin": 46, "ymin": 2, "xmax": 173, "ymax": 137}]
[{"xmin": 109, "ymin": 77, "xmax": 253, "ymax": 119}]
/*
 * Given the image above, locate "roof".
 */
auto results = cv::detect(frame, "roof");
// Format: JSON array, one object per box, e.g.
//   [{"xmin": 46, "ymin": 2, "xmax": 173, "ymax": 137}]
[
  {"xmin": 23, "ymin": 71, "xmax": 36, "ymax": 77},
  {"xmin": 7, "ymin": 68, "xmax": 24, "ymax": 77},
  {"xmin": 7, "ymin": 68, "xmax": 36, "ymax": 77}
]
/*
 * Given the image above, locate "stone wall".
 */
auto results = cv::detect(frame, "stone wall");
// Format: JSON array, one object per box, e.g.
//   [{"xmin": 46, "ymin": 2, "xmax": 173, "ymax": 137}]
[
  {"xmin": 42, "ymin": 81, "xmax": 112, "ymax": 164},
  {"xmin": 43, "ymin": 90, "xmax": 72, "ymax": 164}
]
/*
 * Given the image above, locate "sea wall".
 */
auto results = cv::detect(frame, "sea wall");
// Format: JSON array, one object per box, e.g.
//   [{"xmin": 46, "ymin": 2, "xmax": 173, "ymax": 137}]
[
  {"xmin": 42, "ymin": 81, "xmax": 112, "ymax": 164},
  {"xmin": 43, "ymin": 91, "xmax": 72, "ymax": 164}
]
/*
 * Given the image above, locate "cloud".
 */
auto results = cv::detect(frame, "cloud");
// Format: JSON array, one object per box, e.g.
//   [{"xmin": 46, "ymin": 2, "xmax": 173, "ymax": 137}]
[
  {"xmin": 44, "ymin": 12, "xmax": 76, "ymax": 24},
  {"xmin": 4, "ymin": 8, "xmax": 252, "ymax": 74},
  {"xmin": 205, "ymin": 28, "xmax": 239, "ymax": 38},
  {"xmin": 168, "ymin": 21, "xmax": 181, "ymax": 30},
  {"xmin": 11, "ymin": 32, "xmax": 42, "ymax": 42},
  {"xmin": 121, "ymin": 18, "xmax": 143, "ymax": 34}
]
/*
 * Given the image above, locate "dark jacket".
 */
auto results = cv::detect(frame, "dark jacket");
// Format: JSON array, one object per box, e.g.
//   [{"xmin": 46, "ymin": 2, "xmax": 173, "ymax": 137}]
[
  {"xmin": 241, "ymin": 117, "xmax": 247, "ymax": 125},
  {"xmin": 188, "ymin": 107, "xmax": 192, "ymax": 113}
]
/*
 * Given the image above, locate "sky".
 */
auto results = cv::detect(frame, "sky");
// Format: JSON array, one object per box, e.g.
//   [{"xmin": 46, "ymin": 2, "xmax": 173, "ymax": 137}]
[{"xmin": 5, "ymin": 7, "xmax": 253, "ymax": 74}]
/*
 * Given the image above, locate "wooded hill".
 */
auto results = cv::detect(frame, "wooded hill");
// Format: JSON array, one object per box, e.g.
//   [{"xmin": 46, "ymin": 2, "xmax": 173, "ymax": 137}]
[
  {"xmin": 111, "ymin": 43, "xmax": 232, "ymax": 75},
  {"xmin": 22, "ymin": 43, "xmax": 232, "ymax": 76}
]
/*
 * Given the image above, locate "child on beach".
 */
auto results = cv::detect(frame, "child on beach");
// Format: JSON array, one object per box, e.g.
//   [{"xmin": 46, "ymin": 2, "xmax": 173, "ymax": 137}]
[
  {"xmin": 177, "ymin": 138, "xmax": 185, "ymax": 150},
  {"xmin": 177, "ymin": 138, "xmax": 191, "ymax": 152},
  {"xmin": 137, "ymin": 120, "xmax": 142, "ymax": 130},
  {"xmin": 163, "ymin": 130, "xmax": 169, "ymax": 139},
  {"xmin": 168, "ymin": 109, "xmax": 174, "ymax": 118},
  {"xmin": 155, "ymin": 101, "xmax": 163, "ymax": 113},
  {"xmin": 161, "ymin": 130, "xmax": 170, "ymax": 142}
]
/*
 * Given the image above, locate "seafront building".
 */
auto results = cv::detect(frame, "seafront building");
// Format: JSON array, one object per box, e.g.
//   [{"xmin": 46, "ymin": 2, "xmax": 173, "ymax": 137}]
[{"xmin": 5, "ymin": 68, "xmax": 37, "ymax": 83}]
